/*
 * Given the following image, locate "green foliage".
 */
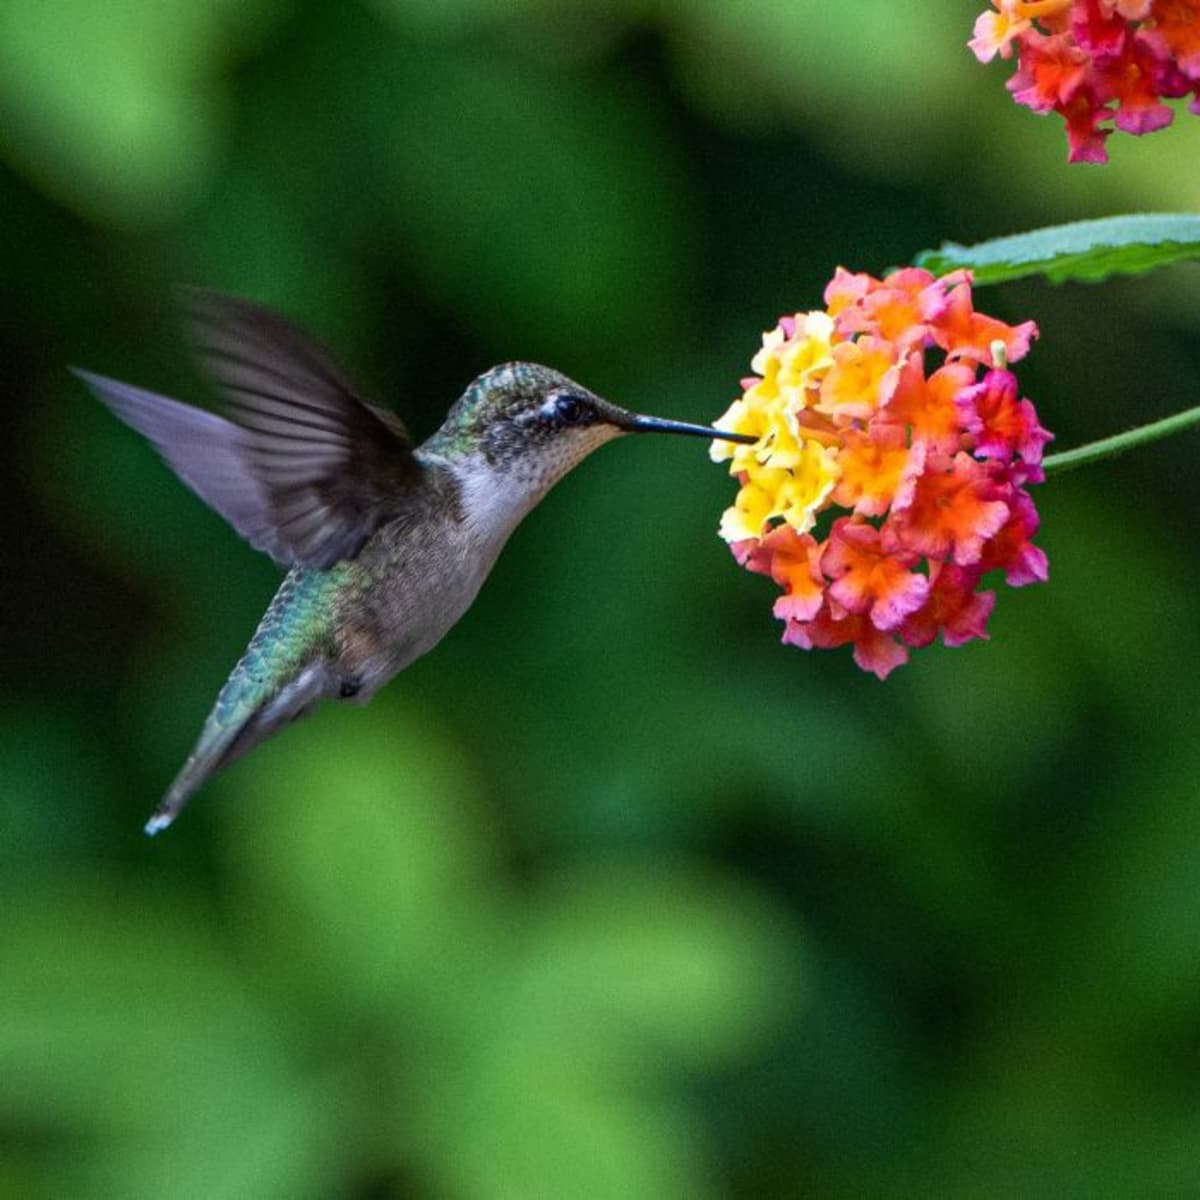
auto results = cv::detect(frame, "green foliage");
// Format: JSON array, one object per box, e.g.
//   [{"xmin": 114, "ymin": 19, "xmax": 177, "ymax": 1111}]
[
  {"xmin": 1, "ymin": 708, "xmax": 796, "ymax": 1198},
  {"xmin": 365, "ymin": 48, "xmax": 693, "ymax": 356},
  {"xmin": 0, "ymin": 0, "xmax": 277, "ymax": 226},
  {"xmin": 916, "ymin": 213, "xmax": 1200, "ymax": 286},
  {"xmin": 5, "ymin": 2, "xmax": 1200, "ymax": 1197}
]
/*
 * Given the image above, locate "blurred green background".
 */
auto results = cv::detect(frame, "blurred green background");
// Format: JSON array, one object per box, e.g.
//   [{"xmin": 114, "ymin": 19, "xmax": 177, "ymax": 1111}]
[{"xmin": 4, "ymin": 2, "xmax": 1200, "ymax": 1196}]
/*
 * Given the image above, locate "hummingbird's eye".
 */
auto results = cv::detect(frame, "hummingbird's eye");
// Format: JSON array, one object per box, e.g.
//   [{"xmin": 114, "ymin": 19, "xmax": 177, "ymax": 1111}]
[{"xmin": 553, "ymin": 393, "xmax": 588, "ymax": 424}]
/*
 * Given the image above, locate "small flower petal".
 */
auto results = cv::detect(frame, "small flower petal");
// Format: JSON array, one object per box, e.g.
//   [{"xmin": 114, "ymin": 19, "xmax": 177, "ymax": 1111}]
[
  {"xmin": 899, "ymin": 563, "xmax": 997, "ymax": 648},
  {"xmin": 1139, "ymin": 1, "xmax": 1200, "ymax": 79},
  {"xmin": 782, "ymin": 607, "xmax": 910, "ymax": 680},
  {"xmin": 816, "ymin": 337, "xmax": 901, "ymax": 420},
  {"xmin": 823, "ymin": 519, "xmax": 932, "ymax": 632},
  {"xmin": 979, "ymin": 487, "xmax": 1050, "ymax": 585},
  {"xmin": 885, "ymin": 454, "xmax": 1011, "ymax": 566},
  {"xmin": 885, "ymin": 357, "xmax": 977, "ymax": 455},
  {"xmin": 832, "ymin": 423, "xmax": 924, "ymax": 517},
  {"xmin": 718, "ymin": 475, "xmax": 781, "ymax": 543},
  {"xmin": 956, "ymin": 368, "xmax": 1054, "ymax": 463},
  {"xmin": 762, "ymin": 526, "xmax": 826, "ymax": 623},
  {"xmin": 971, "ymin": 6, "xmax": 1033, "ymax": 61},
  {"xmin": 933, "ymin": 275, "xmax": 1039, "ymax": 365}
]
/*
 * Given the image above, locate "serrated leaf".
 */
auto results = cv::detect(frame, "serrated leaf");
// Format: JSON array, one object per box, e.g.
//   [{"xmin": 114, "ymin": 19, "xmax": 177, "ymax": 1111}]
[{"xmin": 914, "ymin": 214, "xmax": 1200, "ymax": 286}]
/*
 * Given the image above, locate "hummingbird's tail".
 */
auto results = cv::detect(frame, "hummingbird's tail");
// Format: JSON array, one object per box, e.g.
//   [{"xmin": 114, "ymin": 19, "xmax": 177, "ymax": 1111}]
[
  {"xmin": 148, "ymin": 720, "xmax": 246, "ymax": 836},
  {"xmin": 145, "ymin": 663, "xmax": 329, "ymax": 835},
  {"xmin": 145, "ymin": 569, "xmax": 341, "ymax": 835}
]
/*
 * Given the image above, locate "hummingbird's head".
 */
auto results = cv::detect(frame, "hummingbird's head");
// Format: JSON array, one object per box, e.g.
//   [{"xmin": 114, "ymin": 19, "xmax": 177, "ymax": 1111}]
[
  {"xmin": 426, "ymin": 362, "xmax": 757, "ymax": 541},
  {"xmin": 429, "ymin": 362, "xmax": 753, "ymax": 481}
]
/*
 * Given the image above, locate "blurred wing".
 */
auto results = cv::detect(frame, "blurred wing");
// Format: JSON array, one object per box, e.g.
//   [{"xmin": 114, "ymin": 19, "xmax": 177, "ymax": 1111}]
[
  {"xmin": 74, "ymin": 370, "xmax": 282, "ymax": 553},
  {"xmin": 182, "ymin": 286, "xmax": 412, "ymax": 444},
  {"xmin": 183, "ymin": 288, "xmax": 418, "ymax": 566},
  {"xmin": 77, "ymin": 292, "xmax": 419, "ymax": 570}
]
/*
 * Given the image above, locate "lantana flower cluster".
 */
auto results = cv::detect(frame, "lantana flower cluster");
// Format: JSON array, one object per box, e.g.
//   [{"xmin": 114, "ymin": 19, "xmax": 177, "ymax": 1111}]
[
  {"xmin": 711, "ymin": 268, "xmax": 1051, "ymax": 679},
  {"xmin": 970, "ymin": 1, "xmax": 1200, "ymax": 163}
]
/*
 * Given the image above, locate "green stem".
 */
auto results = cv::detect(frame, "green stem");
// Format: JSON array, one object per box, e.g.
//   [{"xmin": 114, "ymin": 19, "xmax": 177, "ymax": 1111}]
[{"xmin": 1043, "ymin": 404, "xmax": 1200, "ymax": 475}]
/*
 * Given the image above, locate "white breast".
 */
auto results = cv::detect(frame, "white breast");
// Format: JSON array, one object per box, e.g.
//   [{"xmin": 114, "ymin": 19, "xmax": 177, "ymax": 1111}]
[
  {"xmin": 455, "ymin": 458, "xmax": 534, "ymax": 546},
  {"xmin": 453, "ymin": 429, "xmax": 621, "ymax": 546}
]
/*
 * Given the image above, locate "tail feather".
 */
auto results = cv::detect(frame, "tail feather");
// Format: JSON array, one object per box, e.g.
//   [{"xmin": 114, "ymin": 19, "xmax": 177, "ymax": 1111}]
[
  {"xmin": 144, "ymin": 661, "xmax": 331, "ymax": 835},
  {"xmin": 145, "ymin": 718, "xmax": 247, "ymax": 836}
]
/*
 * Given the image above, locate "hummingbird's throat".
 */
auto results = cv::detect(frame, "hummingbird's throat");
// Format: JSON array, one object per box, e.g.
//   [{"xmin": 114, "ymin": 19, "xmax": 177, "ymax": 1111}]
[{"xmin": 455, "ymin": 427, "xmax": 620, "ymax": 543}]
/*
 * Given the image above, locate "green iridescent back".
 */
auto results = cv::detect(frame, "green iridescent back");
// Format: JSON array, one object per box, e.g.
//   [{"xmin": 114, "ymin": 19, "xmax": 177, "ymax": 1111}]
[{"xmin": 213, "ymin": 565, "xmax": 347, "ymax": 726}]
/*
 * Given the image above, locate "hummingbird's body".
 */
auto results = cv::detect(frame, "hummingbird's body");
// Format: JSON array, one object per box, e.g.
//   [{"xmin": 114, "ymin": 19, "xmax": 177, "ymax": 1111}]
[{"xmin": 76, "ymin": 291, "xmax": 752, "ymax": 833}]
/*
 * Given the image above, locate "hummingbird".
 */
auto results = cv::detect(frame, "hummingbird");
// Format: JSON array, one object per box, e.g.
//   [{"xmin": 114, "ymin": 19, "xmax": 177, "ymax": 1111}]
[{"xmin": 75, "ymin": 290, "xmax": 755, "ymax": 835}]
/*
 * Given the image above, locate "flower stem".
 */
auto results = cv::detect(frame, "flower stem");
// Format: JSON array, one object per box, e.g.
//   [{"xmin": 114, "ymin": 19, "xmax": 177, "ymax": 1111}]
[{"xmin": 1043, "ymin": 405, "xmax": 1200, "ymax": 475}]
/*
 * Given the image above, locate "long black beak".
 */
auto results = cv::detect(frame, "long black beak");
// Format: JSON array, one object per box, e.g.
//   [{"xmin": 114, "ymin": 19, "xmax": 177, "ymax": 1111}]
[{"xmin": 622, "ymin": 413, "xmax": 757, "ymax": 444}]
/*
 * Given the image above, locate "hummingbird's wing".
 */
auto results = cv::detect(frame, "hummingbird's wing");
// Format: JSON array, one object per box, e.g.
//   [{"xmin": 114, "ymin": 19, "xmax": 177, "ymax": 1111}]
[
  {"xmin": 76, "ymin": 291, "xmax": 419, "ymax": 570},
  {"xmin": 182, "ymin": 287, "xmax": 413, "ymax": 445}
]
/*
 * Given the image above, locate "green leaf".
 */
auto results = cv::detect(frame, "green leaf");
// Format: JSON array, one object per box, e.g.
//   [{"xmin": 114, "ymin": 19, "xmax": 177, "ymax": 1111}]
[{"xmin": 914, "ymin": 214, "xmax": 1200, "ymax": 286}]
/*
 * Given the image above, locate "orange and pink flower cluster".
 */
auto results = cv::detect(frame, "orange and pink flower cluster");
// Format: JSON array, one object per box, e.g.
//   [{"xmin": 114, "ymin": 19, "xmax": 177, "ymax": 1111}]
[
  {"xmin": 970, "ymin": 1, "xmax": 1200, "ymax": 162},
  {"xmin": 711, "ymin": 268, "xmax": 1051, "ymax": 679}
]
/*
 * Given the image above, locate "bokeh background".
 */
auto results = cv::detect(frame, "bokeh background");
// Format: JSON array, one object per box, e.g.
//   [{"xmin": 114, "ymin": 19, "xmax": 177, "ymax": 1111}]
[{"xmin": 4, "ymin": 2, "xmax": 1200, "ymax": 1196}]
